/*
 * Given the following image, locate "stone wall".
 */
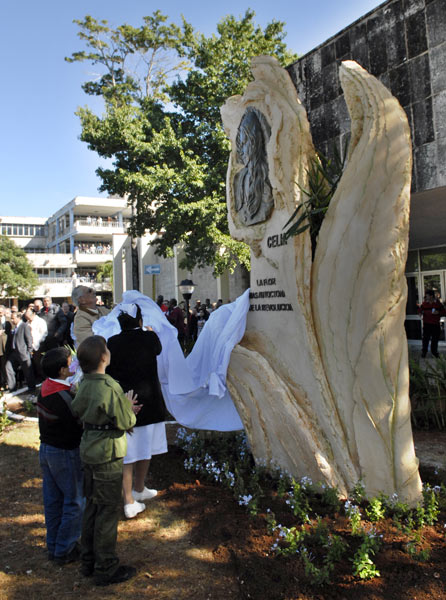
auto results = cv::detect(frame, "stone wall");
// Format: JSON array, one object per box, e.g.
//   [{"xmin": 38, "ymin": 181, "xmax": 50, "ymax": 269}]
[{"xmin": 287, "ymin": 0, "xmax": 446, "ymax": 194}]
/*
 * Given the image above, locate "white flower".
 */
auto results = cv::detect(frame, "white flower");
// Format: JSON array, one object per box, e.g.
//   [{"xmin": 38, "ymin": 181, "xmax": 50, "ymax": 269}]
[
  {"xmin": 300, "ymin": 476, "xmax": 312, "ymax": 487},
  {"xmin": 238, "ymin": 494, "xmax": 253, "ymax": 506}
]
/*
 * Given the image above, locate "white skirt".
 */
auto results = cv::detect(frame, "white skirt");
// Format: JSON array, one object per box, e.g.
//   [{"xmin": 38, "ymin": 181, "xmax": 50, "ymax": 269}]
[{"xmin": 123, "ymin": 422, "xmax": 168, "ymax": 464}]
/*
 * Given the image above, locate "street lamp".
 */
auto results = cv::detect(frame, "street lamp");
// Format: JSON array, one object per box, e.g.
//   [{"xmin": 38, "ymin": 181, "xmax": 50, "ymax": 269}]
[{"xmin": 178, "ymin": 279, "xmax": 195, "ymax": 341}]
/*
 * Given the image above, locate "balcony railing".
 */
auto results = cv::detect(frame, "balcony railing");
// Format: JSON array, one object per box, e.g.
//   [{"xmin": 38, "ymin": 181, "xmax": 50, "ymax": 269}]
[
  {"xmin": 36, "ymin": 276, "xmax": 112, "ymax": 290},
  {"xmin": 37, "ymin": 277, "xmax": 72, "ymax": 284},
  {"xmin": 74, "ymin": 219, "xmax": 128, "ymax": 228},
  {"xmin": 74, "ymin": 249, "xmax": 112, "ymax": 256}
]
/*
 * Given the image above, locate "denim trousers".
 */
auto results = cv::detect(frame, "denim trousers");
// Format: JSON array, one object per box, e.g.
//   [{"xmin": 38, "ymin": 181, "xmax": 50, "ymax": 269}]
[{"xmin": 39, "ymin": 443, "xmax": 84, "ymax": 557}]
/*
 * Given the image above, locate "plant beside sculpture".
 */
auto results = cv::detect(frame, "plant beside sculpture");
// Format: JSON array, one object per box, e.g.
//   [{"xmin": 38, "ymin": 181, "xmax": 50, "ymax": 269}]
[
  {"xmin": 283, "ymin": 141, "xmax": 347, "ymax": 258},
  {"xmin": 177, "ymin": 427, "xmax": 445, "ymax": 587}
]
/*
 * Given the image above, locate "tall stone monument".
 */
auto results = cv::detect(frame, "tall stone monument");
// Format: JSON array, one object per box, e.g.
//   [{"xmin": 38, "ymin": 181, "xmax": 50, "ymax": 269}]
[{"xmin": 221, "ymin": 56, "xmax": 422, "ymax": 504}]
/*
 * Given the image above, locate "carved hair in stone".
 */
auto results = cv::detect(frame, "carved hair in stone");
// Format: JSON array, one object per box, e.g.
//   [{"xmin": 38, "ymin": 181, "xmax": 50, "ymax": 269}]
[{"xmin": 233, "ymin": 108, "xmax": 273, "ymax": 226}]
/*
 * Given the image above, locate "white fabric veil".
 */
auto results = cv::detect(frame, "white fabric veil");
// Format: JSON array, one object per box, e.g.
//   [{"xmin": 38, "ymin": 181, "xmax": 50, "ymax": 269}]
[{"xmin": 92, "ymin": 289, "xmax": 250, "ymax": 431}]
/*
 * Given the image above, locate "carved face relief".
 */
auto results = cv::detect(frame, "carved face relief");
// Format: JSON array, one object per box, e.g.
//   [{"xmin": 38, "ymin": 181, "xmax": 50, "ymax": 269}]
[{"xmin": 233, "ymin": 108, "xmax": 274, "ymax": 226}]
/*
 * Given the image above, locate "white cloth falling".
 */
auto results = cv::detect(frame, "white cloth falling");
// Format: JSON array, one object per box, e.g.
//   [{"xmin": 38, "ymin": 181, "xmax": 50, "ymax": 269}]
[{"xmin": 92, "ymin": 289, "xmax": 250, "ymax": 431}]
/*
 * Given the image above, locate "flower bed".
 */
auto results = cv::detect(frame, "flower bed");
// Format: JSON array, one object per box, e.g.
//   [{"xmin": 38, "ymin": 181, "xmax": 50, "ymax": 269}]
[{"xmin": 176, "ymin": 427, "xmax": 446, "ymax": 592}]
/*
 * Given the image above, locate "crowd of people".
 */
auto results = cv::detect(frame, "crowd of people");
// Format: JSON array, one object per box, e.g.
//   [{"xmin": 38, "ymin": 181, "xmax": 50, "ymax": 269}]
[
  {"xmin": 74, "ymin": 242, "xmax": 112, "ymax": 254},
  {"xmin": 0, "ymin": 297, "xmax": 75, "ymax": 397},
  {"xmin": 0, "ymin": 291, "xmax": 226, "ymax": 397},
  {"xmin": 156, "ymin": 294, "xmax": 224, "ymax": 344},
  {"xmin": 0, "ymin": 286, "xmax": 231, "ymax": 585},
  {"xmin": 83, "ymin": 215, "xmax": 119, "ymax": 226}
]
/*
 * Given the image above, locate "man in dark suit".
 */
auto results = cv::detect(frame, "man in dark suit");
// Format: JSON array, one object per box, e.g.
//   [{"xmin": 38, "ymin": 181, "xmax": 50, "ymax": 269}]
[
  {"xmin": 61, "ymin": 302, "xmax": 75, "ymax": 348},
  {"xmin": 38, "ymin": 296, "xmax": 67, "ymax": 351},
  {"xmin": 5, "ymin": 311, "xmax": 36, "ymax": 395},
  {"xmin": 0, "ymin": 305, "xmax": 12, "ymax": 390}
]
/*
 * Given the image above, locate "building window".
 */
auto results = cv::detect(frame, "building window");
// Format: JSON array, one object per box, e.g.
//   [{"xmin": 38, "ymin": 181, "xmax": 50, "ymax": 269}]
[
  {"xmin": 420, "ymin": 247, "xmax": 446, "ymax": 271},
  {"xmin": 0, "ymin": 223, "xmax": 47, "ymax": 237}
]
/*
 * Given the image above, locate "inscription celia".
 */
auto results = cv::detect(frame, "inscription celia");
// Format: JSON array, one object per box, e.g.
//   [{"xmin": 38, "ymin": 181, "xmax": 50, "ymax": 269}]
[{"xmin": 267, "ymin": 233, "xmax": 287, "ymax": 248}]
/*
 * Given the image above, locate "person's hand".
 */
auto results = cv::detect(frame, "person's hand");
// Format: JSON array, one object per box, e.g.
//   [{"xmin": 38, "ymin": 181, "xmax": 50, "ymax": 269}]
[
  {"xmin": 126, "ymin": 389, "xmax": 142, "ymax": 414},
  {"xmin": 144, "ymin": 325, "xmax": 153, "ymax": 331}
]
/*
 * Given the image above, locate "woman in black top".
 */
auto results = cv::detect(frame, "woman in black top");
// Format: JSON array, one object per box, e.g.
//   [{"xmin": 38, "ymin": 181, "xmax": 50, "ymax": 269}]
[{"xmin": 106, "ymin": 304, "xmax": 167, "ymax": 519}]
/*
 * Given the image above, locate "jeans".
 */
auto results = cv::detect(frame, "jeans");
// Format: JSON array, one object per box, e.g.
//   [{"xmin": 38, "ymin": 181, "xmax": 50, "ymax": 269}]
[{"xmin": 39, "ymin": 443, "xmax": 85, "ymax": 557}]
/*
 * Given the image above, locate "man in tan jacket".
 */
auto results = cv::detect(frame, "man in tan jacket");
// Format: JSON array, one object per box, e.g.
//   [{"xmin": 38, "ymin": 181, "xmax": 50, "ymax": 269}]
[{"xmin": 72, "ymin": 286, "xmax": 110, "ymax": 348}]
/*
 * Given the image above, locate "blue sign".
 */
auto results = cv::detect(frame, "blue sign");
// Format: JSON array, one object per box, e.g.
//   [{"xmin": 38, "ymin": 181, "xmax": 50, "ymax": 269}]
[{"xmin": 144, "ymin": 264, "xmax": 161, "ymax": 275}]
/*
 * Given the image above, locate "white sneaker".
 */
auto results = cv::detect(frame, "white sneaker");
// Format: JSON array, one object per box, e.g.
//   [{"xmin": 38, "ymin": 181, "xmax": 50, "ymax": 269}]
[
  {"xmin": 132, "ymin": 487, "xmax": 158, "ymax": 502},
  {"xmin": 124, "ymin": 501, "xmax": 146, "ymax": 519}
]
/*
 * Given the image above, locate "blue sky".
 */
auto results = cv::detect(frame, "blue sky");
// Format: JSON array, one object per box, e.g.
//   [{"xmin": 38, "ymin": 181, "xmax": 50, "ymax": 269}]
[{"xmin": 2, "ymin": 0, "xmax": 380, "ymax": 218}]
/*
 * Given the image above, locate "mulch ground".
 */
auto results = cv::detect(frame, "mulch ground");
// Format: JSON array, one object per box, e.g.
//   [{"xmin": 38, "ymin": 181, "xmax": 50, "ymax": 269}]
[{"xmin": 1, "ymin": 421, "xmax": 446, "ymax": 600}]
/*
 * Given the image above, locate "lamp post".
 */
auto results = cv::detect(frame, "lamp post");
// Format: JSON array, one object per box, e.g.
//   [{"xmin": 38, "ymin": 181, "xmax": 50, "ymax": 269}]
[{"xmin": 178, "ymin": 279, "xmax": 195, "ymax": 341}]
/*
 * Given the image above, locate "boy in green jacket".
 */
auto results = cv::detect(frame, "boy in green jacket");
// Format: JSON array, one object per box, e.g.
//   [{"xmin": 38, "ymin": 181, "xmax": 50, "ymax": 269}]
[{"xmin": 72, "ymin": 335, "xmax": 139, "ymax": 586}]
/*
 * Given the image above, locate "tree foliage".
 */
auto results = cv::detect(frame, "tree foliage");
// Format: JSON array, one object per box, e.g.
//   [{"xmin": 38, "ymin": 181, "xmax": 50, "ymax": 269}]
[
  {"xmin": 96, "ymin": 260, "xmax": 113, "ymax": 283},
  {"xmin": 0, "ymin": 236, "xmax": 39, "ymax": 299},
  {"xmin": 67, "ymin": 11, "xmax": 297, "ymax": 274}
]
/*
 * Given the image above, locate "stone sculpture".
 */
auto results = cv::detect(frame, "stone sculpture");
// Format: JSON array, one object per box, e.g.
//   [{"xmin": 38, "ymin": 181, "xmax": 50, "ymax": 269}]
[{"xmin": 221, "ymin": 56, "xmax": 422, "ymax": 504}]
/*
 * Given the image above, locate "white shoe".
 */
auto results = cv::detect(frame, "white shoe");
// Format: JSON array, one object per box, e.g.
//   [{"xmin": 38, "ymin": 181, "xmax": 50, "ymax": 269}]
[
  {"xmin": 132, "ymin": 487, "xmax": 158, "ymax": 502},
  {"xmin": 124, "ymin": 501, "xmax": 146, "ymax": 519}
]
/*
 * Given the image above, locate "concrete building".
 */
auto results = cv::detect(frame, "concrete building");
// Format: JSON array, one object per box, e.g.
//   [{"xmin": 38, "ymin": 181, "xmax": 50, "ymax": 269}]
[
  {"xmin": 287, "ymin": 0, "xmax": 446, "ymax": 339},
  {"xmin": 0, "ymin": 216, "xmax": 73, "ymax": 300},
  {"xmin": 46, "ymin": 195, "xmax": 131, "ymax": 300},
  {"xmin": 0, "ymin": 196, "xmax": 132, "ymax": 304}
]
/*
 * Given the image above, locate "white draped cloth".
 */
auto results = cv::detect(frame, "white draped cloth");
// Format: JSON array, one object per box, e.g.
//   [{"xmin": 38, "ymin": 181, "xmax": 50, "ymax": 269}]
[{"xmin": 92, "ymin": 289, "xmax": 250, "ymax": 431}]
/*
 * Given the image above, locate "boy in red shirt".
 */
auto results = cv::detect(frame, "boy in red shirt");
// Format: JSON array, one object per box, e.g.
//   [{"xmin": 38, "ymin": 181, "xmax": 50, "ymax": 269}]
[{"xmin": 37, "ymin": 347, "xmax": 84, "ymax": 564}]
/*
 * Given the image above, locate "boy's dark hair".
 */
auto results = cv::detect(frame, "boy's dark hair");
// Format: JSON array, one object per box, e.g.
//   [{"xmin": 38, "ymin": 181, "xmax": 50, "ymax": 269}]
[
  {"xmin": 41, "ymin": 347, "xmax": 71, "ymax": 379},
  {"xmin": 77, "ymin": 335, "xmax": 107, "ymax": 374},
  {"xmin": 117, "ymin": 304, "xmax": 142, "ymax": 330}
]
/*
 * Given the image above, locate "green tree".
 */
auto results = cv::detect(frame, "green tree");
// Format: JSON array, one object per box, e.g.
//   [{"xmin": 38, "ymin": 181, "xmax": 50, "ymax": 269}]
[
  {"xmin": 96, "ymin": 260, "xmax": 113, "ymax": 284},
  {"xmin": 0, "ymin": 236, "xmax": 39, "ymax": 299},
  {"xmin": 67, "ymin": 11, "xmax": 297, "ymax": 274}
]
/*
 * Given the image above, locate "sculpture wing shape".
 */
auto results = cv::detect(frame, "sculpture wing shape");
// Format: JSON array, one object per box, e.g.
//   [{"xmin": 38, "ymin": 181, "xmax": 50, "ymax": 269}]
[{"xmin": 312, "ymin": 61, "xmax": 420, "ymax": 501}]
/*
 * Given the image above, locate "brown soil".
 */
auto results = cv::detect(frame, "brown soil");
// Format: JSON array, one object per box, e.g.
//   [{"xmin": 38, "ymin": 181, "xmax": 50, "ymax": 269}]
[{"xmin": 1, "ymin": 422, "xmax": 446, "ymax": 600}]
